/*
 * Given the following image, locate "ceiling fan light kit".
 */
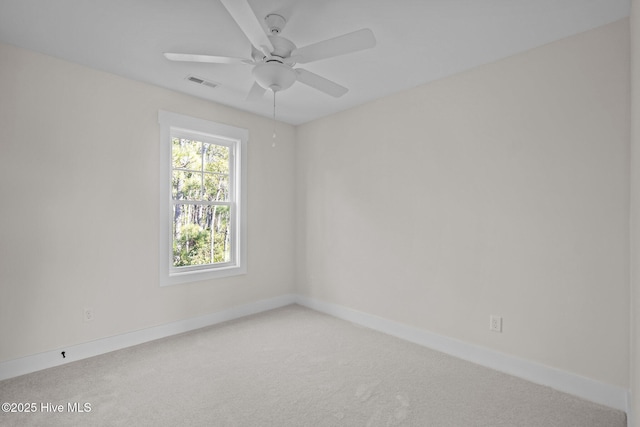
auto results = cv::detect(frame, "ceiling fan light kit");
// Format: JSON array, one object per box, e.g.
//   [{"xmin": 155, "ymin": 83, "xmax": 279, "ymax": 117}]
[
  {"xmin": 163, "ymin": 0, "xmax": 377, "ymax": 100},
  {"xmin": 252, "ymin": 62, "xmax": 296, "ymax": 92}
]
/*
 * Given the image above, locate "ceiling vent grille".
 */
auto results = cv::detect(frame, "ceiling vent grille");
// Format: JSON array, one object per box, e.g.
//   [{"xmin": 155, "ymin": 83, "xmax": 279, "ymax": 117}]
[{"xmin": 186, "ymin": 75, "xmax": 219, "ymax": 89}]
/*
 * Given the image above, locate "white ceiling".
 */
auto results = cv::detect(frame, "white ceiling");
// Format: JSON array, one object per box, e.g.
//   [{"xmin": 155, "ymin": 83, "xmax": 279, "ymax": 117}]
[{"xmin": 0, "ymin": 0, "xmax": 630, "ymax": 125}]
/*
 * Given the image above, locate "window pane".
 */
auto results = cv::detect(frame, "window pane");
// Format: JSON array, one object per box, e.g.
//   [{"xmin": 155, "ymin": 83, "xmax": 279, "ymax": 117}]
[
  {"xmin": 212, "ymin": 205, "xmax": 231, "ymax": 263},
  {"xmin": 172, "ymin": 170, "xmax": 202, "ymax": 200},
  {"xmin": 204, "ymin": 173, "xmax": 229, "ymax": 201},
  {"xmin": 172, "ymin": 204, "xmax": 231, "ymax": 267},
  {"xmin": 203, "ymin": 144, "xmax": 229, "ymax": 174},
  {"xmin": 172, "ymin": 138, "xmax": 203, "ymax": 171}
]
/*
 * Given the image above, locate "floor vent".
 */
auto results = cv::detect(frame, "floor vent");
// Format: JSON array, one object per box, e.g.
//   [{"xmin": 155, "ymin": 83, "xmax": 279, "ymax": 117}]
[{"xmin": 186, "ymin": 75, "xmax": 219, "ymax": 89}]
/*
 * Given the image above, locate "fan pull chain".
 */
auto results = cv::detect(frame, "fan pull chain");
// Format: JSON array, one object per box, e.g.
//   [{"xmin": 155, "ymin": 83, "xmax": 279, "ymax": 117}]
[{"xmin": 272, "ymin": 90, "xmax": 277, "ymax": 147}]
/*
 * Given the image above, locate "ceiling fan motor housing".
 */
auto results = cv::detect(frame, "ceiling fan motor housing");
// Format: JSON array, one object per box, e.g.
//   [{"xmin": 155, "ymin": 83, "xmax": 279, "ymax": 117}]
[{"xmin": 267, "ymin": 35, "xmax": 296, "ymax": 61}]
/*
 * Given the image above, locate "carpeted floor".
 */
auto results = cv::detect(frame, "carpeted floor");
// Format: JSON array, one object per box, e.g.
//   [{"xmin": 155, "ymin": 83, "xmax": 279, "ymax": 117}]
[{"xmin": 0, "ymin": 305, "xmax": 626, "ymax": 426}]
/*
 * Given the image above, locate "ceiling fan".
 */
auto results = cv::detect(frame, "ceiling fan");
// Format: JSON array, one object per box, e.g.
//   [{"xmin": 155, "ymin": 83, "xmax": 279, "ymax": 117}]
[{"xmin": 164, "ymin": 0, "xmax": 376, "ymax": 100}]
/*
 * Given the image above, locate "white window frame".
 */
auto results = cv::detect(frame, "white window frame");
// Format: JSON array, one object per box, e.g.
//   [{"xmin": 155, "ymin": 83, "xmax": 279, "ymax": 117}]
[{"xmin": 158, "ymin": 110, "xmax": 247, "ymax": 286}]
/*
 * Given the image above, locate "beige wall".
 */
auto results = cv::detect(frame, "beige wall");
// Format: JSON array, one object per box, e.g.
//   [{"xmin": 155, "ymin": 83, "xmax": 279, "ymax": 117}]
[
  {"xmin": 0, "ymin": 42, "xmax": 296, "ymax": 363},
  {"xmin": 296, "ymin": 19, "xmax": 630, "ymax": 388}
]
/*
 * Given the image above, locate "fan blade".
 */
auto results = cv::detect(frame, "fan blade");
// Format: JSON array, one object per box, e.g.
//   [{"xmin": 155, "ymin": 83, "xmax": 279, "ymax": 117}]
[
  {"xmin": 246, "ymin": 81, "xmax": 267, "ymax": 101},
  {"xmin": 295, "ymin": 69, "xmax": 348, "ymax": 97},
  {"xmin": 164, "ymin": 53, "xmax": 253, "ymax": 65},
  {"xmin": 219, "ymin": 0, "xmax": 274, "ymax": 56},
  {"xmin": 291, "ymin": 28, "xmax": 376, "ymax": 64}
]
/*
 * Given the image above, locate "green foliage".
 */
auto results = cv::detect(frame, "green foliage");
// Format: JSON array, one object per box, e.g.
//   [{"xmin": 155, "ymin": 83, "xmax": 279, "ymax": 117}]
[
  {"xmin": 171, "ymin": 138, "xmax": 232, "ymax": 267},
  {"xmin": 173, "ymin": 223, "xmax": 211, "ymax": 267}
]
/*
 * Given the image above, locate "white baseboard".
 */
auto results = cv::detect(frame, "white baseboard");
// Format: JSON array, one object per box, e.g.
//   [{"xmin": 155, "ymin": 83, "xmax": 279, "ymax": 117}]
[
  {"xmin": 0, "ymin": 293, "xmax": 630, "ymax": 420},
  {"xmin": 0, "ymin": 294, "xmax": 296, "ymax": 382},
  {"xmin": 295, "ymin": 295, "xmax": 630, "ymax": 415}
]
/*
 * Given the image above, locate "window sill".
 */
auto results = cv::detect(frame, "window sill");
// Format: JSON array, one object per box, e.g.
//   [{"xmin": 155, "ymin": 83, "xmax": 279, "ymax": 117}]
[{"xmin": 160, "ymin": 264, "xmax": 247, "ymax": 286}]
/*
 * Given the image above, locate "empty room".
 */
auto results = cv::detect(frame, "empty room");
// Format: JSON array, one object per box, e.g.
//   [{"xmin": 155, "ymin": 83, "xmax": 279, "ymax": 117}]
[{"xmin": 2, "ymin": 0, "xmax": 640, "ymax": 425}]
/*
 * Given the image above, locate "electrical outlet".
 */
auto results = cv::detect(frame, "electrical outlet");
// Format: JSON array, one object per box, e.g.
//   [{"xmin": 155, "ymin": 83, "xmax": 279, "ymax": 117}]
[
  {"xmin": 83, "ymin": 308, "xmax": 94, "ymax": 322},
  {"xmin": 489, "ymin": 315, "xmax": 502, "ymax": 333}
]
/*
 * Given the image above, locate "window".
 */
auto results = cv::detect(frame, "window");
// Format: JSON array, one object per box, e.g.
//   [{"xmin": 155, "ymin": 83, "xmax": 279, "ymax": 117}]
[{"xmin": 158, "ymin": 111, "xmax": 247, "ymax": 285}]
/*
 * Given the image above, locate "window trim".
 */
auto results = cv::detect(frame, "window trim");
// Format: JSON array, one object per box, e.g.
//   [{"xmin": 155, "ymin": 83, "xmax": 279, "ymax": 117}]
[{"xmin": 158, "ymin": 110, "xmax": 247, "ymax": 286}]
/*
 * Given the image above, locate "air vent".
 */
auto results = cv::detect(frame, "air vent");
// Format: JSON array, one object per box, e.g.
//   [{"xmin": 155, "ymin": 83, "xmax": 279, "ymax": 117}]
[{"xmin": 186, "ymin": 75, "xmax": 219, "ymax": 89}]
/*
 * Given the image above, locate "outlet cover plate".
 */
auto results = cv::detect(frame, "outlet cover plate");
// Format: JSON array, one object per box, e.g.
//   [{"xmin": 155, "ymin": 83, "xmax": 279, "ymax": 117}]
[
  {"xmin": 83, "ymin": 308, "xmax": 94, "ymax": 322},
  {"xmin": 490, "ymin": 315, "xmax": 502, "ymax": 332}
]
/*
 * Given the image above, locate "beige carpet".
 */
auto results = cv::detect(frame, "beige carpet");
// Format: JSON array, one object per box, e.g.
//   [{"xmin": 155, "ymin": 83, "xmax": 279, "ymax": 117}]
[{"xmin": 0, "ymin": 305, "xmax": 626, "ymax": 426}]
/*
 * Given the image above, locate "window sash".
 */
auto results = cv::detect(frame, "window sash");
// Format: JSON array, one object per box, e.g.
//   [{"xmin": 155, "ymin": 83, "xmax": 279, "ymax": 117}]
[
  {"xmin": 169, "ymin": 136, "xmax": 236, "ymax": 271},
  {"xmin": 170, "ymin": 201, "xmax": 235, "ymax": 271}
]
